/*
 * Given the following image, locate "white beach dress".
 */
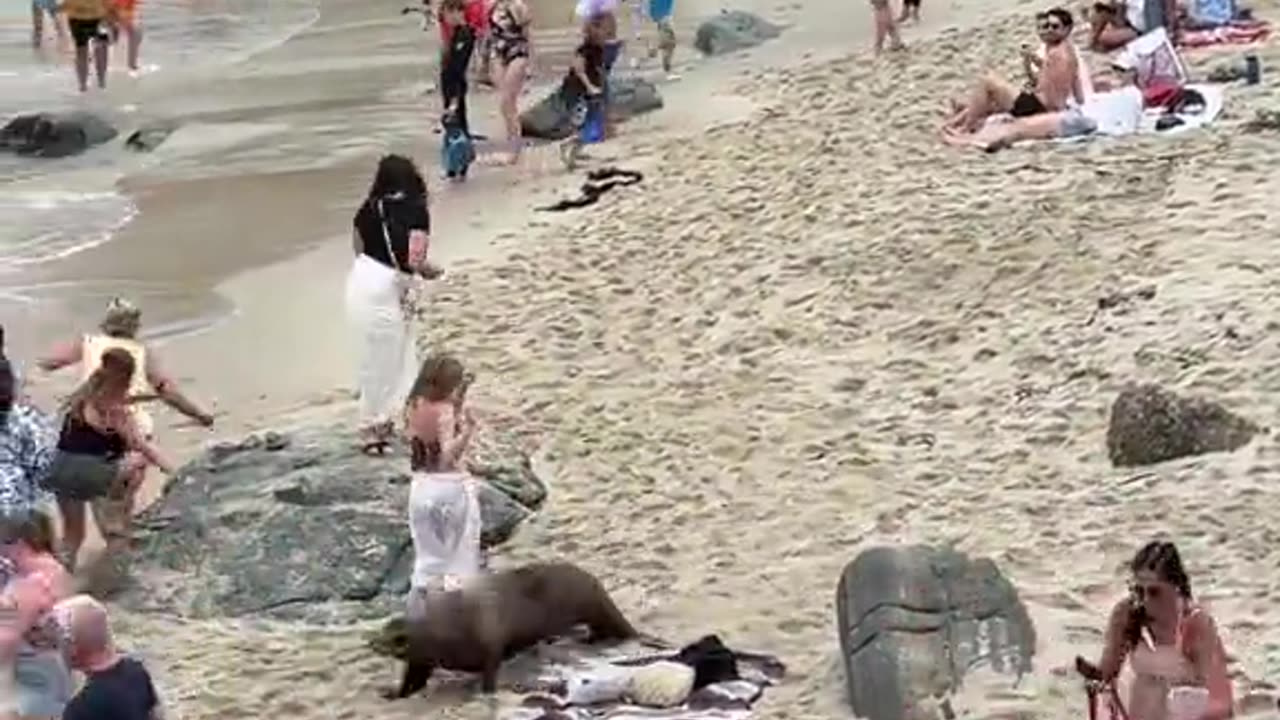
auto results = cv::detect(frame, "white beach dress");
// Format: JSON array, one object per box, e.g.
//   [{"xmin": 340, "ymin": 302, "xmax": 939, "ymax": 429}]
[
  {"xmin": 344, "ymin": 200, "xmax": 419, "ymax": 431},
  {"xmin": 405, "ymin": 471, "xmax": 483, "ymax": 620}
]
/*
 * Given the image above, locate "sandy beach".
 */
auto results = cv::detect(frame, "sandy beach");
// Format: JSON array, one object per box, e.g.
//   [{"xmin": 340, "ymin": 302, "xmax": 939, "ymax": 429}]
[{"xmin": 6, "ymin": 0, "xmax": 1280, "ymax": 714}]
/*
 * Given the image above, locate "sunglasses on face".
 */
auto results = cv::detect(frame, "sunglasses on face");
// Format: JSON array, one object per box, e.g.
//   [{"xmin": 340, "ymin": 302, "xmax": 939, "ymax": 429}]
[
  {"xmin": 1130, "ymin": 582, "xmax": 1164, "ymax": 601},
  {"xmin": 1039, "ymin": 21, "xmax": 1064, "ymax": 30}
]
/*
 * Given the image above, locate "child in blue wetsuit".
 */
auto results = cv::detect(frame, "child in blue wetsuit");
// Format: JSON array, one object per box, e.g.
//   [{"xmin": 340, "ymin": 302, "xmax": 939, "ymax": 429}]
[{"xmin": 558, "ymin": 18, "xmax": 606, "ymax": 169}]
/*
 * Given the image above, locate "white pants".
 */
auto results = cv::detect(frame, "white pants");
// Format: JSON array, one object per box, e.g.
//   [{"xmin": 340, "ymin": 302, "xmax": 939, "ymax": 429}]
[
  {"xmin": 407, "ymin": 472, "xmax": 482, "ymax": 611},
  {"xmin": 344, "ymin": 254, "xmax": 418, "ymax": 429}
]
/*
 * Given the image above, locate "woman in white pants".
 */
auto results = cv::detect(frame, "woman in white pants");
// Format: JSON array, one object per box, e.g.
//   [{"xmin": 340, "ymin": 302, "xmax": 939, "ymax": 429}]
[
  {"xmin": 402, "ymin": 354, "xmax": 482, "ymax": 620},
  {"xmin": 346, "ymin": 155, "xmax": 442, "ymax": 454}
]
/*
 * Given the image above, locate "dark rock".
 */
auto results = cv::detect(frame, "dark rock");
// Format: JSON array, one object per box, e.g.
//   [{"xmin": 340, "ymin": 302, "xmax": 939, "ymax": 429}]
[
  {"xmin": 694, "ymin": 10, "xmax": 782, "ymax": 56},
  {"xmin": 836, "ymin": 545, "xmax": 1036, "ymax": 720},
  {"xmin": 119, "ymin": 422, "xmax": 547, "ymax": 623},
  {"xmin": 520, "ymin": 78, "xmax": 663, "ymax": 140},
  {"xmin": 0, "ymin": 112, "xmax": 118, "ymax": 158},
  {"xmin": 124, "ymin": 120, "xmax": 180, "ymax": 152},
  {"xmin": 1106, "ymin": 383, "xmax": 1258, "ymax": 467}
]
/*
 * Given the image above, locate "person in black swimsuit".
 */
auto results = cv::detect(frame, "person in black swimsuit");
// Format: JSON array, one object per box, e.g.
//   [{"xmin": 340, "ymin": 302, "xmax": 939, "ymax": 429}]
[
  {"xmin": 488, "ymin": 0, "xmax": 531, "ymax": 163},
  {"xmin": 440, "ymin": 0, "xmax": 476, "ymax": 136},
  {"xmin": 44, "ymin": 348, "xmax": 173, "ymax": 574}
]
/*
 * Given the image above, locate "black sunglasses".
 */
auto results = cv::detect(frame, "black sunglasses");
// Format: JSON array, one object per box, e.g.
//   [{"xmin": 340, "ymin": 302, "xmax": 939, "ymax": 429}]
[
  {"xmin": 1130, "ymin": 582, "xmax": 1164, "ymax": 601},
  {"xmin": 1039, "ymin": 20, "xmax": 1064, "ymax": 30}
]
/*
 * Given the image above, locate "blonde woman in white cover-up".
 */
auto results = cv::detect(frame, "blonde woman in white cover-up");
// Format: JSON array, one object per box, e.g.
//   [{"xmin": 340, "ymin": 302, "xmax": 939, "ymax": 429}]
[
  {"xmin": 347, "ymin": 155, "xmax": 443, "ymax": 455},
  {"xmin": 401, "ymin": 354, "xmax": 482, "ymax": 621}
]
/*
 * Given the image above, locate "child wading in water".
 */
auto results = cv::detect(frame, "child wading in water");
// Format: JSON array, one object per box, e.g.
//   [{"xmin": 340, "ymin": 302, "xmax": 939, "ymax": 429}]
[{"xmin": 559, "ymin": 17, "xmax": 607, "ymax": 170}]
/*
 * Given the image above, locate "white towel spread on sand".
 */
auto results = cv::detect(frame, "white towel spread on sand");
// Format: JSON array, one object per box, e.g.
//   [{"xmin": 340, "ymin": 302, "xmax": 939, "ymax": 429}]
[
  {"xmin": 500, "ymin": 643, "xmax": 782, "ymax": 720},
  {"xmin": 344, "ymin": 253, "xmax": 417, "ymax": 429},
  {"xmin": 1081, "ymin": 85, "xmax": 1144, "ymax": 135},
  {"xmin": 1140, "ymin": 83, "xmax": 1225, "ymax": 134}
]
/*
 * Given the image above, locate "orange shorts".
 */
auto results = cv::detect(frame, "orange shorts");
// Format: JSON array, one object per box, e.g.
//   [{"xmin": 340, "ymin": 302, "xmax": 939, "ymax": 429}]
[{"xmin": 112, "ymin": 0, "xmax": 137, "ymax": 22}]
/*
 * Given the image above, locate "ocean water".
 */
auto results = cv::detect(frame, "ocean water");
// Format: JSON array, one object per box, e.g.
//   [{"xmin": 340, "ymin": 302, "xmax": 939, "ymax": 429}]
[{"xmin": 0, "ymin": 0, "xmax": 321, "ymax": 267}]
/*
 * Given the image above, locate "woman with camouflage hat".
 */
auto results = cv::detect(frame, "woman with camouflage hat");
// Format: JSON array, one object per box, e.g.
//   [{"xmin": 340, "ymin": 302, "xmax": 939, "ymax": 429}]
[{"xmin": 37, "ymin": 298, "xmax": 215, "ymax": 435}]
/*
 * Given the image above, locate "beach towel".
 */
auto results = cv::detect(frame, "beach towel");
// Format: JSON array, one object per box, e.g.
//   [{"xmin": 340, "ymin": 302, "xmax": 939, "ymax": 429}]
[
  {"xmin": 500, "ymin": 639, "xmax": 785, "ymax": 720},
  {"xmin": 1141, "ymin": 82, "xmax": 1224, "ymax": 134},
  {"xmin": 1186, "ymin": 0, "xmax": 1235, "ymax": 28},
  {"xmin": 1180, "ymin": 21, "xmax": 1271, "ymax": 47}
]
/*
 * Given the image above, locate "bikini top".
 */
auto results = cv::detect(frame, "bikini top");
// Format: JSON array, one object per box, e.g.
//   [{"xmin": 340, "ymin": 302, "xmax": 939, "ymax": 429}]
[
  {"xmin": 58, "ymin": 410, "xmax": 127, "ymax": 459},
  {"xmin": 1131, "ymin": 608, "xmax": 1203, "ymax": 684},
  {"xmin": 490, "ymin": 2, "xmax": 527, "ymax": 42}
]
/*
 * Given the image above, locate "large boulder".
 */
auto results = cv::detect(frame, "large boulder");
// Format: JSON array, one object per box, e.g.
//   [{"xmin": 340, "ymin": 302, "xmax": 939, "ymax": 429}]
[
  {"xmin": 836, "ymin": 546, "xmax": 1036, "ymax": 720},
  {"xmin": 694, "ymin": 10, "xmax": 782, "ymax": 56},
  {"xmin": 520, "ymin": 78, "xmax": 664, "ymax": 140},
  {"xmin": 1106, "ymin": 383, "xmax": 1258, "ymax": 467},
  {"xmin": 0, "ymin": 112, "xmax": 117, "ymax": 158},
  {"xmin": 118, "ymin": 423, "xmax": 547, "ymax": 623}
]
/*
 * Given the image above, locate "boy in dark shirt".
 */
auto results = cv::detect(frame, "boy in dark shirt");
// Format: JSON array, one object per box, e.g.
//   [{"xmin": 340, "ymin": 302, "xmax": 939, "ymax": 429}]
[
  {"xmin": 61, "ymin": 595, "xmax": 167, "ymax": 720},
  {"xmin": 558, "ymin": 17, "xmax": 606, "ymax": 169},
  {"xmin": 439, "ymin": 0, "xmax": 475, "ymax": 135}
]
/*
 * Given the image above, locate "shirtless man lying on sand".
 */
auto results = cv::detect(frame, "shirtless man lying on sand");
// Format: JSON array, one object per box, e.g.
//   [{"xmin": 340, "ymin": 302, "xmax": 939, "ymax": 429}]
[
  {"xmin": 943, "ymin": 59, "xmax": 1141, "ymax": 152},
  {"xmin": 944, "ymin": 8, "xmax": 1083, "ymax": 133}
]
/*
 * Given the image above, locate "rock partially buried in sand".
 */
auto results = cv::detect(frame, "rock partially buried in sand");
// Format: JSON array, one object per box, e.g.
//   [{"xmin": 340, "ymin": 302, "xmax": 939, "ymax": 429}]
[
  {"xmin": 119, "ymin": 424, "xmax": 547, "ymax": 622},
  {"xmin": 520, "ymin": 78, "xmax": 664, "ymax": 141},
  {"xmin": 124, "ymin": 120, "xmax": 181, "ymax": 152},
  {"xmin": 694, "ymin": 10, "xmax": 782, "ymax": 56},
  {"xmin": 0, "ymin": 111, "xmax": 118, "ymax": 158},
  {"xmin": 1106, "ymin": 383, "xmax": 1258, "ymax": 467},
  {"xmin": 836, "ymin": 545, "xmax": 1036, "ymax": 720}
]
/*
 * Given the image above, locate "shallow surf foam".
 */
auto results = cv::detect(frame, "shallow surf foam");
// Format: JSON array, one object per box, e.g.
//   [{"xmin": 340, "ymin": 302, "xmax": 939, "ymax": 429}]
[
  {"xmin": 0, "ymin": 0, "xmax": 321, "ymax": 267},
  {"xmin": 0, "ymin": 189, "xmax": 137, "ymax": 270}
]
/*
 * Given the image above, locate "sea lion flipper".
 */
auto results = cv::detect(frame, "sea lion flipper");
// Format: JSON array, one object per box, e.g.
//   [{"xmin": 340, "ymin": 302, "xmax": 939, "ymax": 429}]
[
  {"xmin": 389, "ymin": 661, "xmax": 435, "ymax": 700},
  {"xmin": 479, "ymin": 659, "xmax": 500, "ymax": 694}
]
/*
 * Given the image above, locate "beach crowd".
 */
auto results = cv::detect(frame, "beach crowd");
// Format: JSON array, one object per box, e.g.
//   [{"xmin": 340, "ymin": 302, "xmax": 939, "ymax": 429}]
[{"xmin": 3, "ymin": 0, "xmax": 1265, "ymax": 715}]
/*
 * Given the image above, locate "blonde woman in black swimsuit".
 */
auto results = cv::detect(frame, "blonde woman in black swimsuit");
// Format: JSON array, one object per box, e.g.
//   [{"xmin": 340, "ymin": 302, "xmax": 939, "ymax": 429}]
[{"xmin": 488, "ymin": 0, "xmax": 531, "ymax": 164}]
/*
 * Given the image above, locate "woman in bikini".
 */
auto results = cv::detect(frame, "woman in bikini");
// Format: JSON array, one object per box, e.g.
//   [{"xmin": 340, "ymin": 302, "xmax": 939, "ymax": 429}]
[
  {"xmin": 401, "ymin": 354, "xmax": 482, "ymax": 622},
  {"xmin": 488, "ymin": 0, "xmax": 531, "ymax": 164},
  {"xmin": 1084, "ymin": 541, "xmax": 1234, "ymax": 720},
  {"xmin": 43, "ymin": 349, "xmax": 174, "ymax": 575},
  {"xmin": 0, "ymin": 511, "xmax": 74, "ymax": 720}
]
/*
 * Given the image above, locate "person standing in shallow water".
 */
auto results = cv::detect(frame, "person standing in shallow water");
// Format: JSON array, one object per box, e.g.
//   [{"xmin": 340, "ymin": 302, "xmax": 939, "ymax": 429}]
[
  {"xmin": 869, "ymin": 0, "xmax": 905, "ymax": 54},
  {"xmin": 109, "ymin": 0, "xmax": 143, "ymax": 74},
  {"xmin": 60, "ymin": 0, "xmax": 112, "ymax": 92},
  {"xmin": 31, "ymin": 0, "xmax": 68, "ymax": 50},
  {"xmin": 346, "ymin": 156, "xmax": 443, "ymax": 454},
  {"xmin": 1083, "ymin": 541, "xmax": 1234, "ymax": 720}
]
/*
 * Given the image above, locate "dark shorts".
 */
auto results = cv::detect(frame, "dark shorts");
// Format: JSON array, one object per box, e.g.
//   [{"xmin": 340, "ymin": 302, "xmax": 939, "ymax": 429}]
[
  {"xmin": 1010, "ymin": 90, "xmax": 1048, "ymax": 118},
  {"xmin": 68, "ymin": 18, "xmax": 109, "ymax": 48}
]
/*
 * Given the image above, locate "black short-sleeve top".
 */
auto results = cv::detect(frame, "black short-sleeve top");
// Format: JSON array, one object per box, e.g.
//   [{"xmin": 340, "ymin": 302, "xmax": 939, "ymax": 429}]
[{"xmin": 353, "ymin": 192, "xmax": 431, "ymax": 274}]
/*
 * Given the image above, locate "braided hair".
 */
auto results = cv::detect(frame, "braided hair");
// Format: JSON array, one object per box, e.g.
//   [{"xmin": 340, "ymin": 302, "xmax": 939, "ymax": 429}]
[{"xmin": 1125, "ymin": 540, "xmax": 1193, "ymax": 646}]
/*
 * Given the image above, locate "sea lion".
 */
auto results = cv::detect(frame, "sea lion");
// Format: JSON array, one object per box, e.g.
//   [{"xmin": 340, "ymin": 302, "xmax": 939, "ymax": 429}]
[{"xmin": 384, "ymin": 561, "xmax": 642, "ymax": 699}]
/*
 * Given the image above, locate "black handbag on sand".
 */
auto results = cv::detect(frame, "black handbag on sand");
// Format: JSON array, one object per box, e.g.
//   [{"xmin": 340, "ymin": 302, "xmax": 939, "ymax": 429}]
[{"xmin": 43, "ymin": 451, "xmax": 120, "ymax": 502}]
